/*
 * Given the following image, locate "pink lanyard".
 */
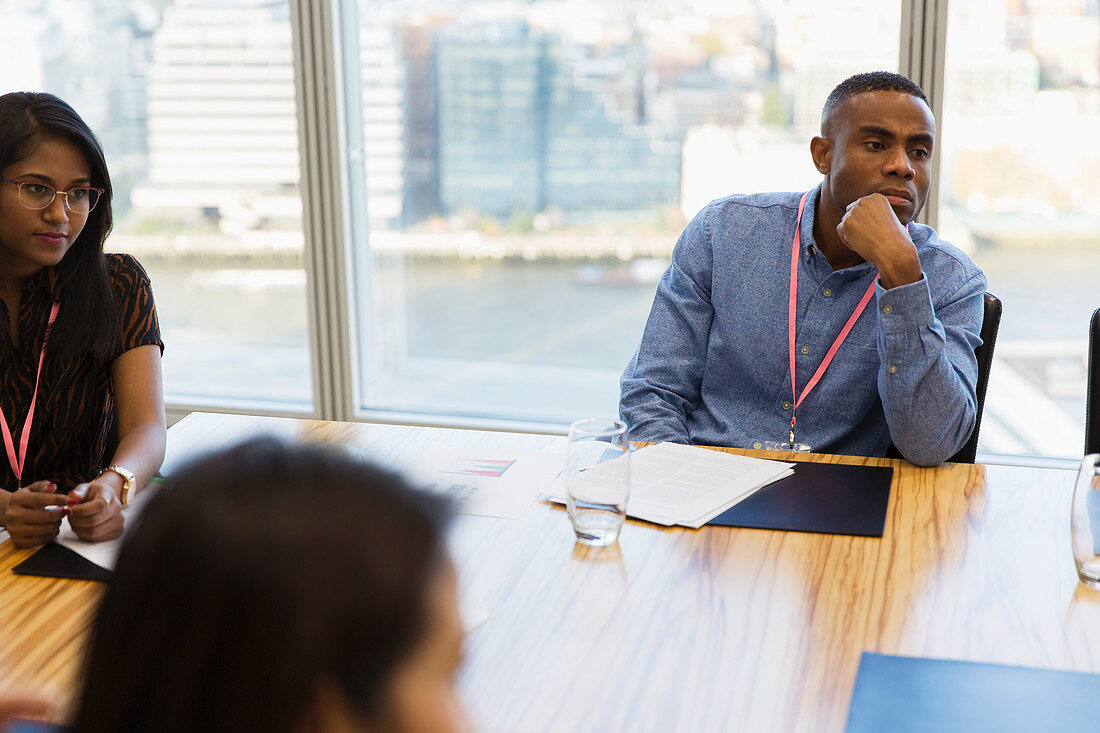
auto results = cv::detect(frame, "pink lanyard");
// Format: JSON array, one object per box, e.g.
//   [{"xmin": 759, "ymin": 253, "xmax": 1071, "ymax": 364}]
[
  {"xmin": 1, "ymin": 300, "xmax": 60, "ymax": 488},
  {"xmin": 787, "ymin": 192, "xmax": 878, "ymax": 445}
]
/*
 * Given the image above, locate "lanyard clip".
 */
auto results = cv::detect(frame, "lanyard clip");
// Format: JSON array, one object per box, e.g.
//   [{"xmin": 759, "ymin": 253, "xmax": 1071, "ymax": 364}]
[{"xmin": 789, "ymin": 427, "xmax": 796, "ymax": 446}]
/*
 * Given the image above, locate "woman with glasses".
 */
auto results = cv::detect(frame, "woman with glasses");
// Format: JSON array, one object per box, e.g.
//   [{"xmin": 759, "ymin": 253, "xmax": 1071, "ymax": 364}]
[{"xmin": 0, "ymin": 91, "xmax": 165, "ymax": 547}]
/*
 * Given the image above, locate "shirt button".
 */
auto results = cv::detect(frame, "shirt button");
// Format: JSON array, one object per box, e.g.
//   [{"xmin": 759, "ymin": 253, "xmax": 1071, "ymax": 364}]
[
  {"xmin": 889, "ymin": 365, "xmax": 898, "ymax": 374},
  {"xmin": 782, "ymin": 401, "xmax": 791, "ymax": 411},
  {"xmin": 823, "ymin": 288, "xmax": 832, "ymax": 297},
  {"xmin": 800, "ymin": 345, "xmax": 809, "ymax": 355},
  {"xmin": 883, "ymin": 304, "xmax": 893, "ymax": 314},
  {"xmin": 752, "ymin": 441, "xmax": 762, "ymax": 449}
]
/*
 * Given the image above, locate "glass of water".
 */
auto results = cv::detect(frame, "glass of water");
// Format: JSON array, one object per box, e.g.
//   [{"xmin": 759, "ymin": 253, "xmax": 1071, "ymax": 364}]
[
  {"xmin": 1071, "ymin": 453, "xmax": 1100, "ymax": 589},
  {"xmin": 565, "ymin": 418, "xmax": 631, "ymax": 546}
]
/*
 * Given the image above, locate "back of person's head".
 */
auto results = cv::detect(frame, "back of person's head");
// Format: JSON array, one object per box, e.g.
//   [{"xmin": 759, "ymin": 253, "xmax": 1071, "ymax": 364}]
[
  {"xmin": 72, "ymin": 438, "xmax": 457, "ymax": 733},
  {"xmin": 820, "ymin": 71, "xmax": 930, "ymax": 137},
  {"xmin": 0, "ymin": 91, "xmax": 117, "ymax": 361}
]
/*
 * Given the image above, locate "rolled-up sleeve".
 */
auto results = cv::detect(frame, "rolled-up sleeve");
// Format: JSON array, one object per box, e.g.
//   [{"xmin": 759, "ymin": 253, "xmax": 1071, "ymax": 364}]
[
  {"xmin": 620, "ymin": 206, "xmax": 717, "ymax": 443},
  {"xmin": 875, "ymin": 269, "xmax": 987, "ymax": 465}
]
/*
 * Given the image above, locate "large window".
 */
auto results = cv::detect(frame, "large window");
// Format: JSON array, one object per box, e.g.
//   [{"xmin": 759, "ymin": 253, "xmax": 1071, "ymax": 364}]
[
  {"xmin": 1, "ymin": 0, "xmax": 314, "ymax": 410},
  {"xmin": 939, "ymin": 0, "xmax": 1100, "ymax": 457},
  {"xmin": 9, "ymin": 0, "xmax": 1097, "ymax": 461},
  {"xmin": 346, "ymin": 0, "xmax": 901, "ymax": 425}
]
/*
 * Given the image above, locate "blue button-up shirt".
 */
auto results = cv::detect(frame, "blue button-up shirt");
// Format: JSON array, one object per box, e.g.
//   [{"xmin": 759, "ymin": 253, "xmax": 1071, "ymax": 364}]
[{"xmin": 619, "ymin": 185, "xmax": 987, "ymax": 466}]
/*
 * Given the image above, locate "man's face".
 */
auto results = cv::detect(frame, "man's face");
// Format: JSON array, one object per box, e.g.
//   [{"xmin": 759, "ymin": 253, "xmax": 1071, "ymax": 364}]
[{"xmin": 818, "ymin": 91, "xmax": 935, "ymax": 225}]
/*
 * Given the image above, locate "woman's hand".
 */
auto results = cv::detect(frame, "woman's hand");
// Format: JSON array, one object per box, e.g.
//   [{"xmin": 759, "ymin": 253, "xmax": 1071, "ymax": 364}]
[
  {"xmin": 67, "ymin": 480, "xmax": 124, "ymax": 543},
  {"xmin": 5, "ymin": 481, "xmax": 71, "ymax": 549}
]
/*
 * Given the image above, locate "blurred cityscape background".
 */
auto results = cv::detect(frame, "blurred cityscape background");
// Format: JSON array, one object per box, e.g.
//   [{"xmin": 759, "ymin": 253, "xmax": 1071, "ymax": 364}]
[{"xmin": 1, "ymin": 0, "xmax": 1097, "ymax": 458}]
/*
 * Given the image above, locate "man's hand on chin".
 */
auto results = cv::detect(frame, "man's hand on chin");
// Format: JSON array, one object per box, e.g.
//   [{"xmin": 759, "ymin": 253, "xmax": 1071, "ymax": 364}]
[{"xmin": 836, "ymin": 193, "xmax": 922, "ymax": 289}]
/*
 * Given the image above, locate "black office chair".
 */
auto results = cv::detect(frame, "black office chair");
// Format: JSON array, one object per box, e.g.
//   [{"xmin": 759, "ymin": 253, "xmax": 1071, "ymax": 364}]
[
  {"xmin": 885, "ymin": 292, "xmax": 1001, "ymax": 464},
  {"xmin": 948, "ymin": 292, "xmax": 1002, "ymax": 463},
  {"xmin": 1087, "ymin": 307, "xmax": 1100, "ymax": 455}
]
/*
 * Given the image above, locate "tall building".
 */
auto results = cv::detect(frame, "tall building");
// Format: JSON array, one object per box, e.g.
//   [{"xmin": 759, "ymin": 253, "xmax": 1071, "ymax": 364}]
[
  {"xmin": 397, "ymin": 15, "xmax": 451, "ymax": 226},
  {"xmin": 359, "ymin": 10, "xmax": 408, "ymax": 232},
  {"xmin": 0, "ymin": 1, "xmax": 154, "ymax": 217},
  {"xmin": 434, "ymin": 19, "xmax": 680, "ymax": 221},
  {"xmin": 778, "ymin": 1, "xmax": 901, "ymax": 131},
  {"xmin": 131, "ymin": 0, "xmax": 302, "ymax": 233}
]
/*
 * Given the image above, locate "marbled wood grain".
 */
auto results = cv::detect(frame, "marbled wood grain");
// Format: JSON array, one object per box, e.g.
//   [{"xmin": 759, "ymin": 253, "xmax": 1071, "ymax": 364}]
[
  {"xmin": 0, "ymin": 538, "xmax": 102, "ymax": 716},
  {"xmin": 1, "ymin": 414, "xmax": 1097, "ymax": 733}
]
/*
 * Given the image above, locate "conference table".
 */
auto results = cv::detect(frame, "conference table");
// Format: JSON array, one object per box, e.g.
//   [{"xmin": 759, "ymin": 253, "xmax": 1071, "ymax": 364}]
[{"xmin": 0, "ymin": 412, "xmax": 1098, "ymax": 731}]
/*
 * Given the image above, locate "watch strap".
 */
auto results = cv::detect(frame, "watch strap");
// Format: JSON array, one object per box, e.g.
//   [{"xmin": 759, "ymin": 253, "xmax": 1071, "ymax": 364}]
[{"xmin": 99, "ymin": 465, "xmax": 135, "ymax": 506}]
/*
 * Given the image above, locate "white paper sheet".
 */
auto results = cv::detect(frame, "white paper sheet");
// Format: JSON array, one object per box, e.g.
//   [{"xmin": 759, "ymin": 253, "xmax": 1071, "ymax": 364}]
[
  {"xmin": 406, "ymin": 447, "xmax": 569, "ymax": 519},
  {"xmin": 460, "ymin": 596, "xmax": 491, "ymax": 633},
  {"xmin": 549, "ymin": 442, "xmax": 794, "ymax": 528},
  {"xmin": 53, "ymin": 484, "xmax": 159, "ymax": 571}
]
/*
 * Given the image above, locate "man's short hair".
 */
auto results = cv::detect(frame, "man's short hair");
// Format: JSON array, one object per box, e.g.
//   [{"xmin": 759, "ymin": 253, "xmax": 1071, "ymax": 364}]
[{"xmin": 820, "ymin": 71, "xmax": 930, "ymax": 137}]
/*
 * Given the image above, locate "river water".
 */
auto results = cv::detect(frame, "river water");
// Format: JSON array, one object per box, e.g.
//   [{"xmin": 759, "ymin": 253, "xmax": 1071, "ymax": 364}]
[{"xmin": 140, "ymin": 244, "xmax": 1098, "ymax": 457}]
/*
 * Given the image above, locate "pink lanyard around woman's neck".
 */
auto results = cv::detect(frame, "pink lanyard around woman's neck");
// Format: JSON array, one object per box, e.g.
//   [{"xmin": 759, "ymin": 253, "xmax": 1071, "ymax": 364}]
[
  {"xmin": 787, "ymin": 193, "xmax": 878, "ymax": 446},
  {"xmin": 1, "ymin": 300, "xmax": 60, "ymax": 488}
]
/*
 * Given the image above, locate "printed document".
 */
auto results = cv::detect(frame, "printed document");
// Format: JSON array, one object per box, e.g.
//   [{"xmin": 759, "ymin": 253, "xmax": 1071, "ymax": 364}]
[
  {"xmin": 407, "ymin": 446, "xmax": 568, "ymax": 519},
  {"xmin": 550, "ymin": 442, "xmax": 793, "ymax": 528}
]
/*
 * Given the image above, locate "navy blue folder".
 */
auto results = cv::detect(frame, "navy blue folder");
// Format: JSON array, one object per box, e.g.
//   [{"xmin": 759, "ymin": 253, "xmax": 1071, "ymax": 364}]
[
  {"xmin": 12, "ymin": 541, "xmax": 113, "ymax": 582},
  {"xmin": 707, "ymin": 461, "xmax": 894, "ymax": 537},
  {"xmin": 846, "ymin": 652, "xmax": 1100, "ymax": 732}
]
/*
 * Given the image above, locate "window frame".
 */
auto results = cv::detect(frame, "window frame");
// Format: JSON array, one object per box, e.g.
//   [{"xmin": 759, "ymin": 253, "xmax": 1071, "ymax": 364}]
[{"xmin": 164, "ymin": 0, "xmax": 1079, "ymax": 468}]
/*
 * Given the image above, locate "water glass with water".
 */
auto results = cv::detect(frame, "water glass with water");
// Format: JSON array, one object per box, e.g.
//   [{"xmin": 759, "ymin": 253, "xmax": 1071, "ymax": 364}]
[
  {"xmin": 565, "ymin": 418, "xmax": 630, "ymax": 546},
  {"xmin": 1071, "ymin": 453, "xmax": 1100, "ymax": 589}
]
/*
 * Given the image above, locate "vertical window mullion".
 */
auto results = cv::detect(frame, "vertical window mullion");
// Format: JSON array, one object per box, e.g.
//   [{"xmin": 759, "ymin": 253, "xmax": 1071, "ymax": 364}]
[
  {"xmin": 900, "ymin": 0, "xmax": 950, "ymax": 230},
  {"xmin": 291, "ymin": 0, "xmax": 354, "ymax": 420}
]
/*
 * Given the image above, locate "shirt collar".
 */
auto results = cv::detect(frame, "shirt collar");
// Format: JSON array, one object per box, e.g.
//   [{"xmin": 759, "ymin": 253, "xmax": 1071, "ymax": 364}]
[
  {"xmin": 800, "ymin": 183, "xmax": 878, "ymax": 276},
  {"xmin": 24, "ymin": 267, "xmax": 64, "ymax": 299}
]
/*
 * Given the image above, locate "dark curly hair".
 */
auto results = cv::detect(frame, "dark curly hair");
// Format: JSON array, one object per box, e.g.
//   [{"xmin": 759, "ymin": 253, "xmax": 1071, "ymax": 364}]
[{"xmin": 820, "ymin": 71, "xmax": 930, "ymax": 137}]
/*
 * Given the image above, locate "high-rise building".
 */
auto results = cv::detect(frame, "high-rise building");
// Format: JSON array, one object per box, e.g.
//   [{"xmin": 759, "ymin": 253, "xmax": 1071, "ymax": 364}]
[
  {"xmin": 131, "ymin": 0, "xmax": 301, "ymax": 233},
  {"xmin": 0, "ymin": 1, "xmax": 153, "ymax": 217},
  {"xmin": 434, "ymin": 19, "xmax": 680, "ymax": 221},
  {"xmin": 359, "ymin": 10, "xmax": 408, "ymax": 232}
]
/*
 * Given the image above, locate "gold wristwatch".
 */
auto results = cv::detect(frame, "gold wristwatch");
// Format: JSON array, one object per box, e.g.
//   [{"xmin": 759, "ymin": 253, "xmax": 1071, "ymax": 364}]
[{"xmin": 98, "ymin": 465, "xmax": 136, "ymax": 506}]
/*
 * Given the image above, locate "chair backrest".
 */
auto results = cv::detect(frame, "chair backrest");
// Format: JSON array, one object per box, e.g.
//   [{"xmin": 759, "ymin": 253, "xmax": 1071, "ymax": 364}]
[
  {"xmin": 947, "ymin": 292, "xmax": 1002, "ymax": 463},
  {"xmin": 1087, "ymin": 307, "xmax": 1100, "ymax": 455},
  {"xmin": 884, "ymin": 291, "xmax": 1001, "ymax": 464}
]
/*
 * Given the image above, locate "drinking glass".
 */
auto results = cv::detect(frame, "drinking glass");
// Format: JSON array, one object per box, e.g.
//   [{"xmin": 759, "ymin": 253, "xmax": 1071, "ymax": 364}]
[
  {"xmin": 1071, "ymin": 453, "xmax": 1100, "ymax": 589},
  {"xmin": 565, "ymin": 418, "xmax": 630, "ymax": 546}
]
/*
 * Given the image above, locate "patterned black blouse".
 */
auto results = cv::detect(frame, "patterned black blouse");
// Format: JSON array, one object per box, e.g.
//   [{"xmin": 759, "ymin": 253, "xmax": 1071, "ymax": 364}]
[{"xmin": 0, "ymin": 254, "xmax": 163, "ymax": 492}]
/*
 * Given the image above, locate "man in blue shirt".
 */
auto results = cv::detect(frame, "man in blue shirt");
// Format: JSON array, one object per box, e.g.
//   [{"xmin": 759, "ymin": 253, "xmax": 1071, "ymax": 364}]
[{"xmin": 620, "ymin": 72, "xmax": 986, "ymax": 466}]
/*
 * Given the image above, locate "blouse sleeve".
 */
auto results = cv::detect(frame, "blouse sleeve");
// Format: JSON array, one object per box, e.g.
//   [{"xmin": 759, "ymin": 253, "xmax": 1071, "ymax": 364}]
[{"xmin": 107, "ymin": 253, "xmax": 164, "ymax": 361}]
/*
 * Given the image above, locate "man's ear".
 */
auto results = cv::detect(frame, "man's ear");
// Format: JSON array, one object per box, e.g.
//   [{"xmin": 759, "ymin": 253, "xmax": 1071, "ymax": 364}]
[{"xmin": 810, "ymin": 136, "xmax": 831, "ymax": 175}]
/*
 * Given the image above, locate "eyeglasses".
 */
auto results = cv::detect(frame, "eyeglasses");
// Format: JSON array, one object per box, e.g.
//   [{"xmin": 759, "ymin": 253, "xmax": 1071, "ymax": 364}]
[{"xmin": 0, "ymin": 176, "xmax": 104, "ymax": 214}]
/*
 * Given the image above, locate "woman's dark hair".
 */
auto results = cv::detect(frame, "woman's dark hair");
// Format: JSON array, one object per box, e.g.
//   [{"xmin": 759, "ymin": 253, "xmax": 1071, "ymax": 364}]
[
  {"xmin": 73, "ymin": 438, "xmax": 452, "ymax": 733},
  {"xmin": 0, "ymin": 91, "xmax": 119, "ymax": 362}
]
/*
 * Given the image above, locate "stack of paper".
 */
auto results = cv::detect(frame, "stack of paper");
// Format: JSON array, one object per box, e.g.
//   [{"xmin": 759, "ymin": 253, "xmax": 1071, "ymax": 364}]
[
  {"xmin": 53, "ymin": 483, "xmax": 160, "ymax": 571},
  {"xmin": 552, "ymin": 442, "xmax": 794, "ymax": 528}
]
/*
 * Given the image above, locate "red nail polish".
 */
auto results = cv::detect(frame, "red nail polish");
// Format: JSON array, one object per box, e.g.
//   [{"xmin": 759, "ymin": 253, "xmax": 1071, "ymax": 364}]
[
  {"xmin": 62, "ymin": 508, "xmax": 71, "ymax": 517},
  {"xmin": 48, "ymin": 482, "xmax": 57, "ymax": 491},
  {"xmin": 67, "ymin": 495, "xmax": 80, "ymax": 506}
]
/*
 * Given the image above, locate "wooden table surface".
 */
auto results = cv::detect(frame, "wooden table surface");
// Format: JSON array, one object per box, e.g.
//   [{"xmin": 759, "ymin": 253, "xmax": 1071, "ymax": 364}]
[{"xmin": 1, "ymin": 412, "xmax": 1098, "ymax": 732}]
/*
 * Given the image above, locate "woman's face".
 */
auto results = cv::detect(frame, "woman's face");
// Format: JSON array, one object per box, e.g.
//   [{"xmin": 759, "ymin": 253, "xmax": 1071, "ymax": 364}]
[
  {"xmin": 380, "ymin": 560, "xmax": 471, "ymax": 733},
  {"xmin": 0, "ymin": 136, "xmax": 92, "ymax": 282}
]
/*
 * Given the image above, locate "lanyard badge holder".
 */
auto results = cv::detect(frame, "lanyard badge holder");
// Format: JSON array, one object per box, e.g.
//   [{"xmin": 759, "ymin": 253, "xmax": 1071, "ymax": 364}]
[
  {"xmin": 754, "ymin": 192, "xmax": 877, "ymax": 455},
  {"xmin": 0, "ymin": 301, "xmax": 60, "ymax": 488},
  {"xmin": 763, "ymin": 434, "xmax": 813, "ymax": 453}
]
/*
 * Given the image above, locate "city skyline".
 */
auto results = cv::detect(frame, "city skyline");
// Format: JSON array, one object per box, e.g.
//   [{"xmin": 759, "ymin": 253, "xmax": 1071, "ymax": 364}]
[{"xmin": 1, "ymin": 0, "xmax": 1097, "ymax": 457}]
